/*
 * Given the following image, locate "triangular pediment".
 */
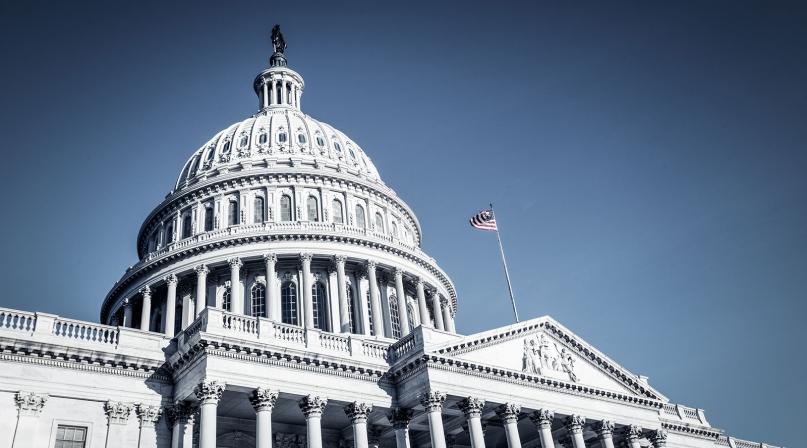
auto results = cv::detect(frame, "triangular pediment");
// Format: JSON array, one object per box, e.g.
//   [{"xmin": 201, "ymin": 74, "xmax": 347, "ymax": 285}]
[{"xmin": 426, "ymin": 317, "xmax": 667, "ymax": 401}]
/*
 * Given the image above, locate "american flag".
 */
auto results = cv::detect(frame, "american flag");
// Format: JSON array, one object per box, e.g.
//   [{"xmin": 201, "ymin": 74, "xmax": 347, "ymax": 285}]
[{"xmin": 469, "ymin": 210, "xmax": 498, "ymax": 231}]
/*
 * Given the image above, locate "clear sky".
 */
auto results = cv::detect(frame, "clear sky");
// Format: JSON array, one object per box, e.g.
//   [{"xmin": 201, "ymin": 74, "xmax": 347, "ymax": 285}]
[{"xmin": 1, "ymin": 1, "xmax": 804, "ymax": 446}]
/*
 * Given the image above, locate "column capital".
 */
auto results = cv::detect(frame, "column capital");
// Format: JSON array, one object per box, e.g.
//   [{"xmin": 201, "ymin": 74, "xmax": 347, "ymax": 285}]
[
  {"xmin": 393, "ymin": 267, "xmax": 404, "ymax": 278},
  {"xmin": 139, "ymin": 285, "xmax": 152, "ymax": 298},
  {"xmin": 457, "ymin": 396, "xmax": 486, "ymax": 418},
  {"xmin": 365, "ymin": 259, "xmax": 379, "ymax": 271},
  {"xmin": 264, "ymin": 252, "xmax": 278, "ymax": 264},
  {"xmin": 250, "ymin": 388, "xmax": 278, "ymax": 412},
  {"xmin": 15, "ymin": 391, "xmax": 47, "ymax": 416},
  {"xmin": 440, "ymin": 296, "xmax": 449, "ymax": 306},
  {"xmin": 194, "ymin": 380, "xmax": 225, "ymax": 405},
  {"xmin": 195, "ymin": 264, "xmax": 209, "ymax": 276},
  {"xmin": 413, "ymin": 276, "xmax": 425, "ymax": 286},
  {"xmin": 494, "ymin": 403, "xmax": 521, "ymax": 424},
  {"xmin": 123, "ymin": 297, "xmax": 133, "ymax": 309},
  {"xmin": 105, "ymin": 400, "xmax": 134, "ymax": 424},
  {"xmin": 530, "ymin": 409, "xmax": 554, "ymax": 429},
  {"xmin": 563, "ymin": 415, "xmax": 586, "ymax": 434},
  {"xmin": 333, "ymin": 254, "xmax": 348, "ymax": 266},
  {"xmin": 164, "ymin": 273, "xmax": 179, "ymax": 285},
  {"xmin": 419, "ymin": 390, "xmax": 446, "ymax": 412},
  {"xmin": 166, "ymin": 403, "xmax": 197, "ymax": 427},
  {"xmin": 344, "ymin": 401, "xmax": 373, "ymax": 423},
  {"xmin": 299, "ymin": 252, "xmax": 314, "ymax": 264},
  {"xmin": 649, "ymin": 429, "xmax": 667, "ymax": 447},
  {"xmin": 228, "ymin": 257, "xmax": 243, "ymax": 269},
  {"xmin": 593, "ymin": 420, "xmax": 615, "ymax": 438},
  {"xmin": 620, "ymin": 425, "xmax": 643, "ymax": 442},
  {"xmin": 298, "ymin": 395, "xmax": 327, "ymax": 418},
  {"xmin": 386, "ymin": 407, "xmax": 414, "ymax": 430},
  {"xmin": 136, "ymin": 404, "xmax": 162, "ymax": 427},
  {"xmin": 368, "ymin": 425, "xmax": 383, "ymax": 445}
]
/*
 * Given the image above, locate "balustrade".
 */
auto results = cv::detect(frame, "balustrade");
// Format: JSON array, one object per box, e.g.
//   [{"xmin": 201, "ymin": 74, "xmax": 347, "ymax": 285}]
[
  {"xmin": 53, "ymin": 318, "xmax": 119, "ymax": 345},
  {"xmin": 0, "ymin": 308, "xmax": 36, "ymax": 332}
]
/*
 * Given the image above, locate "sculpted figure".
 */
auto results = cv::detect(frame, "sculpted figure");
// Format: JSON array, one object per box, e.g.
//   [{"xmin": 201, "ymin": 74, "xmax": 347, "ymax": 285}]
[
  {"xmin": 523, "ymin": 339, "xmax": 538, "ymax": 373},
  {"xmin": 558, "ymin": 347, "xmax": 579, "ymax": 382},
  {"xmin": 272, "ymin": 25, "xmax": 287, "ymax": 54},
  {"xmin": 537, "ymin": 334, "xmax": 552, "ymax": 369}
]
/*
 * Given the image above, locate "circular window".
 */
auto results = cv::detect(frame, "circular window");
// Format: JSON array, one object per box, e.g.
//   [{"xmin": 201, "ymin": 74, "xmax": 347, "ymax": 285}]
[
  {"xmin": 316, "ymin": 137, "xmax": 324, "ymax": 147},
  {"xmin": 298, "ymin": 134, "xmax": 307, "ymax": 144},
  {"xmin": 278, "ymin": 133, "xmax": 287, "ymax": 143},
  {"xmin": 259, "ymin": 134, "xmax": 267, "ymax": 144},
  {"xmin": 333, "ymin": 142, "xmax": 342, "ymax": 153}
]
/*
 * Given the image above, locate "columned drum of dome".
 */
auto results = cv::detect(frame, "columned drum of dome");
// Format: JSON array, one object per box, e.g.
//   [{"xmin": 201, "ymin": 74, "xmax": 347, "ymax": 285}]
[{"xmin": 99, "ymin": 29, "xmax": 458, "ymax": 342}]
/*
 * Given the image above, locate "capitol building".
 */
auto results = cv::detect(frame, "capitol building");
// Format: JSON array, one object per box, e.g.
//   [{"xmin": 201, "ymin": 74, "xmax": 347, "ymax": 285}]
[{"xmin": 0, "ymin": 29, "xmax": 777, "ymax": 448}]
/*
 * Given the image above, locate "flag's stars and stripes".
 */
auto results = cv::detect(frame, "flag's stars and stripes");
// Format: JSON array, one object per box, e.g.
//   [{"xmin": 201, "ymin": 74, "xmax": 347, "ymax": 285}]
[{"xmin": 469, "ymin": 210, "xmax": 498, "ymax": 231}]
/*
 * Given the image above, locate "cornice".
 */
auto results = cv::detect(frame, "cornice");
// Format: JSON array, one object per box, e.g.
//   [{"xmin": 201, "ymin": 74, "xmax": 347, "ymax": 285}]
[
  {"xmin": 660, "ymin": 421, "xmax": 722, "ymax": 440},
  {"xmin": 0, "ymin": 348, "xmax": 170, "ymax": 382}
]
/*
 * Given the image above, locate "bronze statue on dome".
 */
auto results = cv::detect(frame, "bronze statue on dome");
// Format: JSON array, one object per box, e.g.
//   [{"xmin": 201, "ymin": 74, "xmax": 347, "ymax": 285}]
[{"xmin": 272, "ymin": 25, "xmax": 287, "ymax": 54}]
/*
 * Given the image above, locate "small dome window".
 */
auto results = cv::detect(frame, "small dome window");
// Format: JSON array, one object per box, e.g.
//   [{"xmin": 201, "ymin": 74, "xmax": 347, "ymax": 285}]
[
  {"xmin": 348, "ymin": 147, "xmax": 356, "ymax": 159},
  {"xmin": 298, "ymin": 134, "xmax": 307, "ymax": 144},
  {"xmin": 333, "ymin": 142, "xmax": 342, "ymax": 153},
  {"xmin": 362, "ymin": 157, "xmax": 368, "ymax": 168},
  {"xmin": 223, "ymin": 141, "xmax": 231, "ymax": 153},
  {"xmin": 239, "ymin": 136, "xmax": 248, "ymax": 148},
  {"xmin": 259, "ymin": 134, "xmax": 267, "ymax": 144},
  {"xmin": 206, "ymin": 147, "xmax": 215, "ymax": 161},
  {"xmin": 316, "ymin": 137, "xmax": 325, "ymax": 147},
  {"xmin": 278, "ymin": 132, "xmax": 287, "ymax": 143}
]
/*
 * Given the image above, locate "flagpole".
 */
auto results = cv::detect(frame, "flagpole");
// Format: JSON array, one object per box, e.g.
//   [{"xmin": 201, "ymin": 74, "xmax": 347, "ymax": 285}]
[{"xmin": 490, "ymin": 203, "xmax": 519, "ymax": 323}]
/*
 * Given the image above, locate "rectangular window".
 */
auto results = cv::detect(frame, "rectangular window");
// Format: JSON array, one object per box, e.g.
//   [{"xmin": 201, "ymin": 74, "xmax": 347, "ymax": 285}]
[{"xmin": 56, "ymin": 425, "xmax": 87, "ymax": 448}]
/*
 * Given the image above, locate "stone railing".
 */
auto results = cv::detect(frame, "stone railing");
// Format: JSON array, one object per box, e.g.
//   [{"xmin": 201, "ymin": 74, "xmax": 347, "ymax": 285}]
[
  {"xmin": 178, "ymin": 308, "xmax": 394, "ymax": 364},
  {"xmin": 389, "ymin": 331, "xmax": 418, "ymax": 361},
  {"xmin": 0, "ymin": 308, "xmax": 36, "ymax": 332},
  {"xmin": 52, "ymin": 317, "xmax": 119, "ymax": 346},
  {"xmin": 716, "ymin": 436, "xmax": 779, "ymax": 448},
  {"xmin": 659, "ymin": 403, "xmax": 709, "ymax": 426}
]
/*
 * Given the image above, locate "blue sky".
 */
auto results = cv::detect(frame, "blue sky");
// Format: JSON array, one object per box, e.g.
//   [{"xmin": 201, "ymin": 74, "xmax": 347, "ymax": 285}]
[{"xmin": 0, "ymin": 1, "xmax": 804, "ymax": 446}]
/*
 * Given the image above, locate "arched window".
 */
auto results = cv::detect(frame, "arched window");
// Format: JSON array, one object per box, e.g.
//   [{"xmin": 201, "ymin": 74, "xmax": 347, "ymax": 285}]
[
  {"xmin": 254, "ymin": 196, "xmax": 265, "ymax": 223},
  {"xmin": 259, "ymin": 133, "xmax": 267, "ymax": 144},
  {"xmin": 356, "ymin": 205, "xmax": 366, "ymax": 228},
  {"xmin": 347, "ymin": 284, "xmax": 357, "ymax": 334},
  {"xmin": 366, "ymin": 291, "xmax": 374, "ymax": 336},
  {"xmin": 375, "ymin": 212, "xmax": 384, "ymax": 232},
  {"xmin": 251, "ymin": 284, "xmax": 266, "ymax": 317},
  {"xmin": 182, "ymin": 215, "xmax": 192, "ymax": 239},
  {"xmin": 389, "ymin": 294, "xmax": 401, "ymax": 338},
  {"xmin": 278, "ymin": 132, "xmax": 287, "ymax": 143},
  {"xmin": 391, "ymin": 221, "xmax": 398, "ymax": 238},
  {"xmin": 281, "ymin": 282, "xmax": 298, "ymax": 325},
  {"xmin": 332, "ymin": 200, "xmax": 343, "ymax": 224},
  {"xmin": 307, "ymin": 196, "xmax": 319, "ymax": 222},
  {"xmin": 312, "ymin": 283, "xmax": 327, "ymax": 331},
  {"xmin": 204, "ymin": 206, "xmax": 213, "ymax": 231},
  {"xmin": 222, "ymin": 287, "xmax": 231, "ymax": 312},
  {"xmin": 316, "ymin": 136, "xmax": 324, "ymax": 147},
  {"xmin": 228, "ymin": 201, "xmax": 238, "ymax": 226},
  {"xmin": 280, "ymin": 195, "xmax": 292, "ymax": 221},
  {"xmin": 240, "ymin": 136, "xmax": 248, "ymax": 148},
  {"xmin": 166, "ymin": 224, "xmax": 174, "ymax": 243},
  {"xmin": 298, "ymin": 134, "xmax": 307, "ymax": 144}
]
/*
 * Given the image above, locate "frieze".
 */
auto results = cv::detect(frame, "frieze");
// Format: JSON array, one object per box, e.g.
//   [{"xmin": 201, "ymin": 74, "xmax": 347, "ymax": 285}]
[{"xmin": 523, "ymin": 333, "xmax": 579, "ymax": 382}]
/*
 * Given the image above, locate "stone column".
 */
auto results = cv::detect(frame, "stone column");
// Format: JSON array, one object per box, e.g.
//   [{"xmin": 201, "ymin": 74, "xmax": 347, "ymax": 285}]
[
  {"xmin": 195, "ymin": 265, "xmax": 209, "ymax": 317},
  {"xmin": 166, "ymin": 403, "xmax": 195, "ymax": 448},
  {"xmin": 563, "ymin": 415, "xmax": 586, "ymax": 448},
  {"xmin": 262, "ymin": 80, "xmax": 269, "ymax": 108},
  {"xmin": 139, "ymin": 286, "xmax": 152, "ymax": 331},
  {"xmin": 529, "ymin": 410, "xmax": 555, "ymax": 448},
  {"xmin": 228, "ymin": 258, "xmax": 243, "ymax": 314},
  {"xmin": 368, "ymin": 425, "xmax": 383, "ymax": 448},
  {"xmin": 164, "ymin": 275, "xmax": 178, "ymax": 337},
  {"xmin": 386, "ymin": 407, "xmax": 414, "ymax": 448},
  {"xmin": 458, "ymin": 397, "xmax": 487, "ymax": 448},
  {"xmin": 271, "ymin": 79, "xmax": 277, "ymax": 105},
  {"xmin": 366, "ymin": 260, "xmax": 383, "ymax": 335},
  {"xmin": 299, "ymin": 395, "xmax": 328, "ymax": 448},
  {"xmin": 495, "ymin": 404, "xmax": 522, "ymax": 448},
  {"xmin": 648, "ymin": 429, "xmax": 667, "ymax": 448},
  {"xmin": 300, "ymin": 253, "xmax": 314, "ymax": 328},
  {"xmin": 123, "ymin": 298, "xmax": 133, "ymax": 328},
  {"xmin": 136, "ymin": 404, "xmax": 162, "ymax": 448},
  {"xmin": 441, "ymin": 298, "xmax": 453, "ymax": 333},
  {"xmin": 356, "ymin": 271, "xmax": 372, "ymax": 335},
  {"xmin": 414, "ymin": 277, "xmax": 431, "ymax": 328},
  {"xmin": 344, "ymin": 402, "xmax": 373, "ymax": 448},
  {"xmin": 393, "ymin": 268, "xmax": 411, "ymax": 336},
  {"xmin": 620, "ymin": 425, "xmax": 643, "ymax": 448},
  {"xmin": 420, "ymin": 390, "xmax": 447, "ymax": 448},
  {"xmin": 264, "ymin": 253, "xmax": 279, "ymax": 320},
  {"xmin": 195, "ymin": 380, "xmax": 225, "ymax": 448},
  {"xmin": 593, "ymin": 420, "xmax": 615, "ymax": 448},
  {"xmin": 105, "ymin": 400, "xmax": 134, "ymax": 447},
  {"xmin": 180, "ymin": 284, "xmax": 194, "ymax": 329},
  {"xmin": 250, "ymin": 388, "xmax": 278, "ymax": 448},
  {"xmin": 12, "ymin": 392, "xmax": 47, "ymax": 448},
  {"xmin": 431, "ymin": 291, "xmax": 445, "ymax": 331},
  {"xmin": 335, "ymin": 255, "xmax": 350, "ymax": 333}
]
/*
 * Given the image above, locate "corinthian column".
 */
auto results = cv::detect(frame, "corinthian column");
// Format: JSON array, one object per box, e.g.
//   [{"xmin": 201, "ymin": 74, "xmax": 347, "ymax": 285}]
[
  {"xmin": 12, "ymin": 392, "xmax": 48, "ymax": 448},
  {"xmin": 334, "ymin": 255, "xmax": 350, "ymax": 333},
  {"xmin": 458, "ymin": 397, "xmax": 486, "ymax": 448},
  {"xmin": 414, "ymin": 277, "xmax": 431, "ymax": 328},
  {"xmin": 228, "ymin": 258, "xmax": 243, "ymax": 314},
  {"xmin": 420, "ymin": 390, "xmax": 447, "ymax": 448},
  {"xmin": 299, "ymin": 395, "xmax": 327, "ymax": 448},
  {"xmin": 136, "ymin": 404, "xmax": 162, "ymax": 448},
  {"xmin": 195, "ymin": 265, "xmax": 209, "ymax": 317},
  {"xmin": 123, "ymin": 298, "xmax": 133, "ymax": 328},
  {"xmin": 563, "ymin": 415, "xmax": 586, "ymax": 448},
  {"xmin": 495, "ymin": 404, "xmax": 522, "ymax": 448},
  {"xmin": 648, "ymin": 429, "xmax": 667, "ymax": 448},
  {"xmin": 139, "ymin": 285, "xmax": 152, "ymax": 331},
  {"xmin": 430, "ymin": 291, "xmax": 445, "ymax": 331},
  {"xmin": 386, "ymin": 407, "xmax": 414, "ymax": 448},
  {"xmin": 250, "ymin": 388, "xmax": 278, "ymax": 448},
  {"xmin": 529, "ymin": 410, "xmax": 555, "ymax": 448},
  {"xmin": 166, "ymin": 403, "xmax": 195, "ymax": 448},
  {"xmin": 195, "ymin": 380, "xmax": 225, "ymax": 448},
  {"xmin": 300, "ymin": 253, "xmax": 314, "ymax": 328},
  {"xmin": 344, "ymin": 402, "xmax": 373, "ymax": 448},
  {"xmin": 593, "ymin": 420, "xmax": 615, "ymax": 448},
  {"xmin": 105, "ymin": 400, "xmax": 134, "ymax": 447},
  {"xmin": 164, "ymin": 274, "xmax": 178, "ymax": 337},
  {"xmin": 620, "ymin": 425, "xmax": 643, "ymax": 448},
  {"xmin": 393, "ymin": 268, "xmax": 411, "ymax": 336},
  {"xmin": 441, "ymin": 298, "xmax": 453, "ymax": 333},
  {"xmin": 365, "ymin": 260, "xmax": 382, "ymax": 335},
  {"xmin": 264, "ymin": 253, "xmax": 279, "ymax": 320}
]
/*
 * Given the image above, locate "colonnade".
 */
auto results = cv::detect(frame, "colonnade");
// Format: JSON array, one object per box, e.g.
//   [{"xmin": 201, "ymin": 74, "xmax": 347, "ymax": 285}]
[
  {"xmin": 118, "ymin": 252, "xmax": 456, "ymax": 339},
  {"xmin": 178, "ymin": 384, "xmax": 668, "ymax": 448}
]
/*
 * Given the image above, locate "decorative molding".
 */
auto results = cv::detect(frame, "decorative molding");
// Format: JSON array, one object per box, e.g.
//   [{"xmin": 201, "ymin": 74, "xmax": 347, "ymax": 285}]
[
  {"xmin": 249, "ymin": 388, "xmax": 278, "ymax": 412},
  {"xmin": 419, "ymin": 390, "xmax": 446, "ymax": 412},
  {"xmin": 15, "ymin": 391, "xmax": 47, "ymax": 416},
  {"xmin": 344, "ymin": 401, "xmax": 373, "ymax": 423},
  {"xmin": 298, "ymin": 395, "xmax": 327, "ymax": 417},
  {"xmin": 105, "ymin": 400, "xmax": 134, "ymax": 424}
]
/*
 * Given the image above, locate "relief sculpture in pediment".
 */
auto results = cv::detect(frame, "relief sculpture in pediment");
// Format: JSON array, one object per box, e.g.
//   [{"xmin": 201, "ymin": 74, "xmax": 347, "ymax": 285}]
[{"xmin": 523, "ymin": 334, "xmax": 579, "ymax": 382}]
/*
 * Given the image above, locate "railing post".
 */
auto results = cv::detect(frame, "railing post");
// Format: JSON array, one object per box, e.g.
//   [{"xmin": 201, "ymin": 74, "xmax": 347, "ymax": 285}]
[
  {"xmin": 33, "ymin": 312, "xmax": 57, "ymax": 335},
  {"xmin": 348, "ymin": 336, "xmax": 361, "ymax": 356},
  {"xmin": 257, "ymin": 317, "xmax": 273, "ymax": 341},
  {"xmin": 305, "ymin": 328, "xmax": 321, "ymax": 349}
]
